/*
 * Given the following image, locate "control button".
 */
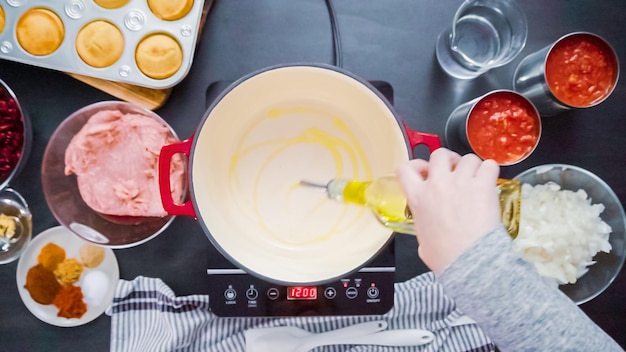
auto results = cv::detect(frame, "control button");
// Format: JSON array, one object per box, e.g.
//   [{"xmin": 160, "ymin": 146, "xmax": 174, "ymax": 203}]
[
  {"xmin": 246, "ymin": 286, "xmax": 259, "ymax": 300},
  {"xmin": 267, "ymin": 288, "xmax": 280, "ymax": 300},
  {"xmin": 324, "ymin": 287, "xmax": 337, "ymax": 300},
  {"xmin": 346, "ymin": 287, "xmax": 358, "ymax": 299},
  {"xmin": 367, "ymin": 286, "xmax": 380, "ymax": 299},
  {"xmin": 224, "ymin": 287, "xmax": 237, "ymax": 301}
]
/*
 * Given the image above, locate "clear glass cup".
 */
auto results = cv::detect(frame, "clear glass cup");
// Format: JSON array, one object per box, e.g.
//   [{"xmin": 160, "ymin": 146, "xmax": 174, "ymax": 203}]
[
  {"xmin": 0, "ymin": 188, "xmax": 32, "ymax": 264},
  {"xmin": 435, "ymin": 0, "xmax": 528, "ymax": 79}
]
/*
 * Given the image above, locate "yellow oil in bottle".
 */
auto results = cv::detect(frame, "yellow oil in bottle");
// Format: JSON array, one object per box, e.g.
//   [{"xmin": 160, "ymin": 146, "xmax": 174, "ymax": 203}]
[
  {"xmin": 341, "ymin": 181, "xmax": 369, "ymax": 206},
  {"xmin": 314, "ymin": 176, "xmax": 521, "ymax": 237},
  {"xmin": 498, "ymin": 178, "xmax": 521, "ymax": 239},
  {"xmin": 337, "ymin": 177, "xmax": 414, "ymax": 233}
]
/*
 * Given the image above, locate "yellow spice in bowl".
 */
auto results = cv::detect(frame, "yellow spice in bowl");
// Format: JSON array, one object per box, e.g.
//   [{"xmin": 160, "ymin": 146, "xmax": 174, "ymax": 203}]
[
  {"xmin": 54, "ymin": 258, "xmax": 84, "ymax": 284},
  {"xmin": 76, "ymin": 20, "xmax": 125, "ymax": 68},
  {"xmin": 16, "ymin": 8, "xmax": 65, "ymax": 56},
  {"xmin": 135, "ymin": 33, "xmax": 183, "ymax": 80}
]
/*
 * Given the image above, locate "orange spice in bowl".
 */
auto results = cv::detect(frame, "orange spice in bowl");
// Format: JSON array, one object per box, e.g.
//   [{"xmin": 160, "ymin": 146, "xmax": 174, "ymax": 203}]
[
  {"xmin": 53, "ymin": 285, "xmax": 87, "ymax": 319},
  {"xmin": 37, "ymin": 242, "xmax": 65, "ymax": 271}
]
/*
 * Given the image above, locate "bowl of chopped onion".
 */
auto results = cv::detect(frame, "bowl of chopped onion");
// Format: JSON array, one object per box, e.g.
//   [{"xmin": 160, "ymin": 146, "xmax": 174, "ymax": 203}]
[{"xmin": 513, "ymin": 164, "xmax": 626, "ymax": 304}]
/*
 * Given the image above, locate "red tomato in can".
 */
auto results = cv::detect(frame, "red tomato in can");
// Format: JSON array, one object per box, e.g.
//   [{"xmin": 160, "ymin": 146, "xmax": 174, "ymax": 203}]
[
  {"xmin": 467, "ymin": 91, "xmax": 540, "ymax": 165},
  {"xmin": 546, "ymin": 34, "xmax": 617, "ymax": 107}
]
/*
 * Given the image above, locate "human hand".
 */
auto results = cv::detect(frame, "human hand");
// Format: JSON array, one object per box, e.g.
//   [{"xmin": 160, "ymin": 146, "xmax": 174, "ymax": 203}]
[{"xmin": 396, "ymin": 148, "xmax": 501, "ymax": 274}]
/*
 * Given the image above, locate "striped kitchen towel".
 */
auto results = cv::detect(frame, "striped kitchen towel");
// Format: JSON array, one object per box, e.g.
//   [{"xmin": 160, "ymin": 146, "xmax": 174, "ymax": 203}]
[{"xmin": 107, "ymin": 272, "xmax": 495, "ymax": 352}]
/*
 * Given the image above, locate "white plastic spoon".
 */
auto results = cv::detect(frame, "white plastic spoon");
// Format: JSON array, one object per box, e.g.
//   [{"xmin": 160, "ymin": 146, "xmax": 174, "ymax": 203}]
[
  {"xmin": 295, "ymin": 328, "xmax": 434, "ymax": 352},
  {"xmin": 245, "ymin": 320, "xmax": 434, "ymax": 352},
  {"xmin": 245, "ymin": 321, "xmax": 388, "ymax": 352}
]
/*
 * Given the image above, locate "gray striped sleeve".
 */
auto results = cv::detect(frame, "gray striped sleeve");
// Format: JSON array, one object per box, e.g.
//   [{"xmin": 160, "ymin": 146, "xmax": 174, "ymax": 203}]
[{"xmin": 437, "ymin": 224, "xmax": 623, "ymax": 352}]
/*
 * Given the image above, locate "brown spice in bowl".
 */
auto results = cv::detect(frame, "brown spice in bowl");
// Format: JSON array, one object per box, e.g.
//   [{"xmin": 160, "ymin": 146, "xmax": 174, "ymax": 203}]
[{"xmin": 24, "ymin": 264, "xmax": 61, "ymax": 305}]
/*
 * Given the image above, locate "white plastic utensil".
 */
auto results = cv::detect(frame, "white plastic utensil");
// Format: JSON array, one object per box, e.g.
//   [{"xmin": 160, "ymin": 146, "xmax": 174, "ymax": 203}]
[
  {"xmin": 245, "ymin": 321, "xmax": 387, "ymax": 352},
  {"xmin": 295, "ymin": 329, "xmax": 434, "ymax": 352},
  {"xmin": 244, "ymin": 320, "xmax": 435, "ymax": 352}
]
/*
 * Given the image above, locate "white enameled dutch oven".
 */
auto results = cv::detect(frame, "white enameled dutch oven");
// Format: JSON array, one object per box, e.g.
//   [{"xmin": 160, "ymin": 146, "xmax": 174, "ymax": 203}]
[{"xmin": 158, "ymin": 64, "xmax": 440, "ymax": 285}]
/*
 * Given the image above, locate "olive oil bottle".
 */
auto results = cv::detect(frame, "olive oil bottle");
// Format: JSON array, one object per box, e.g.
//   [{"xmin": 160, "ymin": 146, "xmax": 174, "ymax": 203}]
[{"xmin": 300, "ymin": 177, "xmax": 521, "ymax": 238}]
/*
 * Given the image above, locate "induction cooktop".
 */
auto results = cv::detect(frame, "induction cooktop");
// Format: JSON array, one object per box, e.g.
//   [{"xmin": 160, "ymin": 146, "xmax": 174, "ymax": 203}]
[{"xmin": 203, "ymin": 80, "xmax": 396, "ymax": 317}]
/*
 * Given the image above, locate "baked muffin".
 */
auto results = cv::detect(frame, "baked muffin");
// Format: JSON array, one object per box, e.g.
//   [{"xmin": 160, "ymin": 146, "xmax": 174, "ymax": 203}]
[
  {"xmin": 16, "ymin": 8, "xmax": 65, "ymax": 56},
  {"xmin": 148, "ymin": 0, "xmax": 194, "ymax": 21},
  {"xmin": 94, "ymin": 0, "xmax": 130, "ymax": 9},
  {"xmin": 76, "ymin": 20, "xmax": 124, "ymax": 68},
  {"xmin": 0, "ymin": 6, "xmax": 5, "ymax": 35},
  {"xmin": 135, "ymin": 33, "xmax": 183, "ymax": 80}
]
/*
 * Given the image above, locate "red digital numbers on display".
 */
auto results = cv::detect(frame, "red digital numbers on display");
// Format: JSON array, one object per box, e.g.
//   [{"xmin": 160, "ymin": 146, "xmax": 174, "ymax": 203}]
[{"xmin": 287, "ymin": 286, "xmax": 317, "ymax": 300}]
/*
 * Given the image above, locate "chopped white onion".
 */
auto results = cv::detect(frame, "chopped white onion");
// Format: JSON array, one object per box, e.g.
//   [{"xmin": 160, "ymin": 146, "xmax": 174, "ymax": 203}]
[{"xmin": 513, "ymin": 182, "xmax": 612, "ymax": 285}]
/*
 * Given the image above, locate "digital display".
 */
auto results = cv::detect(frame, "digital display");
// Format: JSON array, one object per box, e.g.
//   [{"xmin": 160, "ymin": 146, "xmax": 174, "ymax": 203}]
[{"xmin": 287, "ymin": 286, "xmax": 317, "ymax": 300}]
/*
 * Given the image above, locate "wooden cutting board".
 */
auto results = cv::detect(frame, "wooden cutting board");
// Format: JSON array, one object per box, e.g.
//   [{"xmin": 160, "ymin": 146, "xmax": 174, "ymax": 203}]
[{"xmin": 67, "ymin": 0, "xmax": 214, "ymax": 111}]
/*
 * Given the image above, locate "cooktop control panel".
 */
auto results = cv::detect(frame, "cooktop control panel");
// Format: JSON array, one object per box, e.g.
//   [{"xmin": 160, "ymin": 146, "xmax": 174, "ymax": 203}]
[
  {"xmin": 207, "ymin": 267, "xmax": 394, "ymax": 317},
  {"xmin": 206, "ymin": 239, "xmax": 395, "ymax": 317}
]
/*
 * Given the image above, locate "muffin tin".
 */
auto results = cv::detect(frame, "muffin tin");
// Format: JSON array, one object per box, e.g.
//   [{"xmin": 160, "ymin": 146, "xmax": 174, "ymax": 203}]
[{"xmin": 0, "ymin": 0, "xmax": 205, "ymax": 89}]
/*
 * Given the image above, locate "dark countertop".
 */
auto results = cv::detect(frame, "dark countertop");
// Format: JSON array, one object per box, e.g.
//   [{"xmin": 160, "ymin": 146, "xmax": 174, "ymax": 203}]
[{"xmin": 0, "ymin": 0, "xmax": 624, "ymax": 350}]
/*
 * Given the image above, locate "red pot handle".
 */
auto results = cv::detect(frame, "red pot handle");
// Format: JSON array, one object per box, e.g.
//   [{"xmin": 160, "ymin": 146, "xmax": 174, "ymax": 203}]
[
  {"xmin": 401, "ymin": 121, "xmax": 441, "ymax": 156},
  {"xmin": 159, "ymin": 136, "xmax": 197, "ymax": 219}
]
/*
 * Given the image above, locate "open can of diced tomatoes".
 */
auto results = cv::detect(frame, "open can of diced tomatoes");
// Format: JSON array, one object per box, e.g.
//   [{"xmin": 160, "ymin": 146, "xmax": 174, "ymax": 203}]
[
  {"xmin": 513, "ymin": 32, "xmax": 619, "ymax": 117},
  {"xmin": 445, "ymin": 89, "xmax": 541, "ymax": 166}
]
